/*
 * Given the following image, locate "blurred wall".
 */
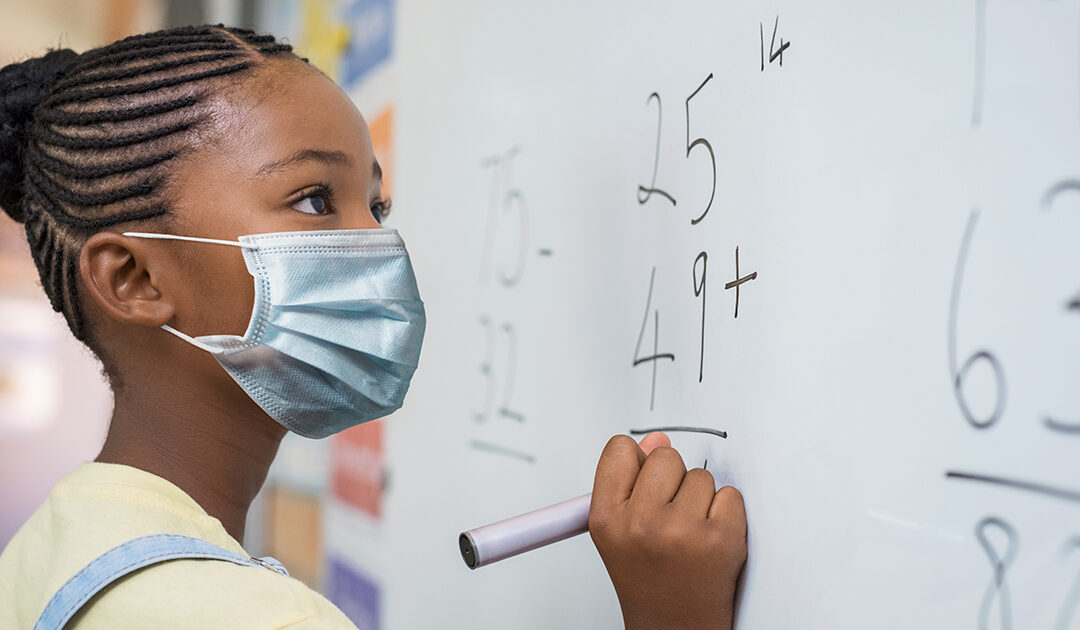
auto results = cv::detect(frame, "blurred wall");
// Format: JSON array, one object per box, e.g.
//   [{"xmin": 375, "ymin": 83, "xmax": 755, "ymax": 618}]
[{"xmin": 0, "ymin": 0, "xmax": 167, "ymax": 547}]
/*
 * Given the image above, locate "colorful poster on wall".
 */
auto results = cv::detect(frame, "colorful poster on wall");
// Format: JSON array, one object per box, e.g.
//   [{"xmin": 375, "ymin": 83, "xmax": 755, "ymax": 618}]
[
  {"xmin": 298, "ymin": 0, "xmax": 351, "ymax": 81},
  {"xmin": 260, "ymin": 0, "xmax": 349, "ymax": 82},
  {"xmin": 327, "ymin": 556, "xmax": 381, "ymax": 630},
  {"xmin": 331, "ymin": 419, "xmax": 384, "ymax": 519},
  {"xmin": 262, "ymin": 484, "xmax": 323, "ymax": 588},
  {"xmin": 341, "ymin": 0, "xmax": 393, "ymax": 89}
]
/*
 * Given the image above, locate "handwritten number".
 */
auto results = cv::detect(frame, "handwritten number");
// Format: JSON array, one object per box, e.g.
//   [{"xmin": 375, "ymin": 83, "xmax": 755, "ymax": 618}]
[
  {"xmin": 1041, "ymin": 180, "xmax": 1080, "ymax": 434},
  {"xmin": 975, "ymin": 516, "xmax": 1019, "ymax": 630},
  {"xmin": 693, "ymin": 252, "xmax": 708, "ymax": 382},
  {"xmin": 760, "ymin": 16, "xmax": 791, "ymax": 71},
  {"xmin": 498, "ymin": 190, "xmax": 529, "ymax": 287},
  {"xmin": 638, "ymin": 93, "xmax": 676, "ymax": 206},
  {"xmin": 686, "ymin": 74, "xmax": 717, "ymax": 225},
  {"xmin": 634, "ymin": 267, "xmax": 675, "ymax": 411},
  {"xmin": 497, "ymin": 323, "xmax": 526, "ymax": 422},
  {"xmin": 474, "ymin": 316, "xmax": 526, "ymax": 423},
  {"xmin": 480, "ymin": 147, "xmax": 528, "ymax": 287},
  {"xmin": 948, "ymin": 210, "xmax": 1007, "ymax": 428},
  {"xmin": 769, "ymin": 16, "xmax": 790, "ymax": 65},
  {"xmin": 760, "ymin": 22, "xmax": 765, "ymax": 71},
  {"xmin": 638, "ymin": 75, "xmax": 717, "ymax": 224}
]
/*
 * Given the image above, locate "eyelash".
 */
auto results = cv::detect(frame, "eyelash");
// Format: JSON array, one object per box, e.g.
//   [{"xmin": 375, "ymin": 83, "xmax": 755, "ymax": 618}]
[{"xmin": 291, "ymin": 182, "xmax": 392, "ymax": 223}]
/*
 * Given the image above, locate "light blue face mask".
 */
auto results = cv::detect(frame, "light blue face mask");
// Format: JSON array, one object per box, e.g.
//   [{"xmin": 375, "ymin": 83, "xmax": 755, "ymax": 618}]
[{"xmin": 122, "ymin": 227, "xmax": 426, "ymax": 438}]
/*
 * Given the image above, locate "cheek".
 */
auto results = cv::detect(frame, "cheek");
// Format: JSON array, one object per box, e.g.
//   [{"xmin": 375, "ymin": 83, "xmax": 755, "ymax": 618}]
[{"xmin": 177, "ymin": 246, "xmax": 256, "ymax": 337}]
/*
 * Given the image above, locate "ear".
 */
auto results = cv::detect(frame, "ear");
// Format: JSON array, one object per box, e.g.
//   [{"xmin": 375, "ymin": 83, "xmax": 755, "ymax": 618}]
[{"xmin": 79, "ymin": 232, "xmax": 176, "ymax": 327}]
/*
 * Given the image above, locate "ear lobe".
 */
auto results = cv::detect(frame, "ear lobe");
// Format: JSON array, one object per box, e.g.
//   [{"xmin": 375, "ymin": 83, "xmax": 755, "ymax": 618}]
[{"xmin": 80, "ymin": 232, "xmax": 176, "ymax": 327}]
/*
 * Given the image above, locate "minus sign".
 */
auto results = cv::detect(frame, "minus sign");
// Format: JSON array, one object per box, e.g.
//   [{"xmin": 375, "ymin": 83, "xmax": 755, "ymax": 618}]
[
  {"xmin": 538, "ymin": 249, "xmax": 553, "ymax": 256},
  {"xmin": 630, "ymin": 426, "xmax": 728, "ymax": 439},
  {"xmin": 470, "ymin": 439, "xmax": 537, "ymax": 463}
]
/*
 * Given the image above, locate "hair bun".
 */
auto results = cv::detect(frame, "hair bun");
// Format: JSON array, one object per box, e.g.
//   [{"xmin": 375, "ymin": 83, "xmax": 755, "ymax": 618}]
[{"xmin": 0, "ymin": 48, "xmax": 79, "ymax": 223}]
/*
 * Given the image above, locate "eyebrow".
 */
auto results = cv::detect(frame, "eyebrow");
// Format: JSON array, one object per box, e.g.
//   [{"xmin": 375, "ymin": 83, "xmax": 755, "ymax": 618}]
[{"xmin": 254, "ymin": 149, "xmax": 354, "ymax": 178}]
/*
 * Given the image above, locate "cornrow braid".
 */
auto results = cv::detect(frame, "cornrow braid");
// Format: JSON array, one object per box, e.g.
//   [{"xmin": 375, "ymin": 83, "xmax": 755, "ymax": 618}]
[
  {"xmin": 0, "ymin": 24, "xmax": 307, "ymax": 357},
  {"xmin": 33, "ymin": 119, "xmax": 196, "ymax": 149},
  {"xmin": 42, "ymin": 61, "xmax": 255, "ymax": 106},
  {"xmin": 69, "ymin": 41, "xmax": 242, "ymax": 76},
  {"xmin": 27, "ymin": 146, "xmax": 179, "ymax": 180},
  {"xmin": 55, "ymin": 51, "xmax": 247, "ymax": 91},
  {"xmin": 35, "ymin": 93, "xmax": 202, "ymax": 126}
]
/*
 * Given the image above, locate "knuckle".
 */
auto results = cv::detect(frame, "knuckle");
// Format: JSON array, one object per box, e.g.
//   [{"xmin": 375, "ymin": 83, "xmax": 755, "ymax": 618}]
[
  {"xmin": 713, "ymin": 486, "xmax": 746, "ymax": 515},
  {"xmin": 685, "ymin": 467, "xmax": 716, "ymax": 490},
  {"xmin": 647, "ymin": 446, "xmax": 685, "ymax": 469},
  {"xmin": 705, "ymin": 522, "xmax": 728, "ymax": 546},
  {"xmin": 702, "ymin": 520, "xmax": 740, "ymax": 552},
  {"xmin": 626, "ymin": 509, "xmax": 658, "ymax": 545},
  {"xmin": 656, "ymin": 518, "xmax": 685, "ymax": 545}
]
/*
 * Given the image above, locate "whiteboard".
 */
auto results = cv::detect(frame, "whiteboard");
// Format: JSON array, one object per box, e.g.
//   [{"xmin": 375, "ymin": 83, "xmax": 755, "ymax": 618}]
[{"xmin": 320, "ymin": 1, "xmax": 1080, "ymax": 628}]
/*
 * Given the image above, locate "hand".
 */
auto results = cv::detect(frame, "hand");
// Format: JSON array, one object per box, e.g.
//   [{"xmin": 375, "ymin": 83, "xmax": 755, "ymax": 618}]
[{"xmin": 589, "ymin": 432, "xmax": 747, "ymax": 630}]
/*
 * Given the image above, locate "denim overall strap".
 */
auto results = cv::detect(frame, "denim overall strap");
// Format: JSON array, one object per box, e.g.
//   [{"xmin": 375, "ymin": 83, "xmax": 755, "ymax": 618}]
[{"xmin": 33, "ymin": 533, "xmax": 289, "ymax": 630}]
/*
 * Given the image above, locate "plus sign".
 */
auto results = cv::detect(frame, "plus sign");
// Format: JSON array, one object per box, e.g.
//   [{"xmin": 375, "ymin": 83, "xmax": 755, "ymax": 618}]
[{"xmin": 723, "ymin": 246, "xmax": 757, "ymax": 318}]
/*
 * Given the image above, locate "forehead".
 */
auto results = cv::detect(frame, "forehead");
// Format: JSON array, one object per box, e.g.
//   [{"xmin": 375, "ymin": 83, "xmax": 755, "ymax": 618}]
[{"xmin": 198, "ymin": 60, "xmax": 374, "ymax": 177}]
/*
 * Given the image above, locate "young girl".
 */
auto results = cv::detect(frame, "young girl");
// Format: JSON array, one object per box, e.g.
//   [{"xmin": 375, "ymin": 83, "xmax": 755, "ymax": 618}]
[{"xmin": 0, "ymin": 24, "xmax": 746, "ymax": 629}]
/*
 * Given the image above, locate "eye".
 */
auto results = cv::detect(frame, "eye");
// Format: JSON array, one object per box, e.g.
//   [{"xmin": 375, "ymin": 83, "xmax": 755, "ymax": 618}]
[
  {"xmin": 370, "ymin": 197, "xmax": 392, "ymax": 223},
  {"xmin": 291, "ymin": 184, "xmax": 335, "ymax": 215}
]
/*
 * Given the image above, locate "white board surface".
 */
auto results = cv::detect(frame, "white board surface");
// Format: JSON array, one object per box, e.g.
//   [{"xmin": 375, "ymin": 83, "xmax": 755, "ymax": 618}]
[{"xmin": 325, "ymin": 2, "xmax": 1080, "ymax": 628}]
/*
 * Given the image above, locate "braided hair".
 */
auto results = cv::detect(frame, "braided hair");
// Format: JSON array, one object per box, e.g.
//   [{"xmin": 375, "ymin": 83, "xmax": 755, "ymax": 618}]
[{"xmin": 0, "ymin": 24, "xmax": 308, "ymax": 362}]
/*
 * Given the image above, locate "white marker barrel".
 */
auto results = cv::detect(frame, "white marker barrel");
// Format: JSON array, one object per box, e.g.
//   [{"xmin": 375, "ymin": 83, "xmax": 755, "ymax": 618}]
[{"xmin": 459, "ymin": 493, "xmax": 592, "ymax": 569}]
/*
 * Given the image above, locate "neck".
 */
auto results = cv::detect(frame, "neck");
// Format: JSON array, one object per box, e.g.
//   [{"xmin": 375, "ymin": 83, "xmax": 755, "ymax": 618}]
[{"xmin": 97, "ymin": 376, "xmax": 287, "ymax": 544}]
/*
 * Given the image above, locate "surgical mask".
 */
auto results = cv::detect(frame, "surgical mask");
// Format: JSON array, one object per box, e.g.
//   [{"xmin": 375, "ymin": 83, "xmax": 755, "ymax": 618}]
[{"xmin": 122, "ymin": 227, "xmax": 426, "ymax": 438}]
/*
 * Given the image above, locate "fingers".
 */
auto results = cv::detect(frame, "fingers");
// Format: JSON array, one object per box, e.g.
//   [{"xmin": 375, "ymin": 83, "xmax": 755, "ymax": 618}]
[
  {"xmin": 672, "ymin": 467, "xmax": 717, "ymax": 518},
  {"xmin": 628, "ymin": 446, "xmax": 686, "ymax": 506},
  {"xmin": 594, "ymin": 432, "xmax": 730, "ymax": 520},
  {"xmin": 708, "ymin": 486, "xmax": 747, "ymax": 533},
  {"xmin": 592, "ymin": 435, "xmax": 647, "ymax": 511},
  {"xmin": 637, "ymin": 431, "xmax": 670, "ymax": 455}
]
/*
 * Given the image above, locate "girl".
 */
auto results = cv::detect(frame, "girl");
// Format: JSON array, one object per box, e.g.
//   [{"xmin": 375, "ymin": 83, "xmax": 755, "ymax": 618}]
[{"xmin": 0, "ymin": 24, "xmax": 746, "ymax": 629}]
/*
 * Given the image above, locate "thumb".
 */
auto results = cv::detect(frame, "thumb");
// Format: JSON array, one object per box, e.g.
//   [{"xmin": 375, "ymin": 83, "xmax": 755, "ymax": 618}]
[{"xmin": 637, "ymin": 431, "xmax": 670, "ymax": 456}]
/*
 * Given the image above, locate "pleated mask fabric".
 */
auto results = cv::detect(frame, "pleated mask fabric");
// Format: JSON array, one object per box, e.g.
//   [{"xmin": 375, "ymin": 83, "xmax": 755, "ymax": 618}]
[{"xmin": 122, "ymin": 228, "xmax": 426, "ymax": 438}]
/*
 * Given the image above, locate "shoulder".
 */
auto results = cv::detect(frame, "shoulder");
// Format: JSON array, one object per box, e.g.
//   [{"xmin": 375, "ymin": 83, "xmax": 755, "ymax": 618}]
[
  {"xmin": 70, "ymin": 557, "xmax": 357, "ymax": 630},
  {"xmin": 0, "ymin": 463, "xmax": 356, "ymax": 629}
]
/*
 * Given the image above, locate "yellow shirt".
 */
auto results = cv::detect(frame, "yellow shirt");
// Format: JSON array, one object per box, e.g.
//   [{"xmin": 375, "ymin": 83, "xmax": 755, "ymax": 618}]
[{"xmin": 0, "ymin": 462, "xmax": 357, "ymax": 629}]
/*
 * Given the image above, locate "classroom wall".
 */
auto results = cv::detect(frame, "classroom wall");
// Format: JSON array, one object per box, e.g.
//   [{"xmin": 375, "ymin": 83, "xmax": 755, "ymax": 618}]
[{"xmin": 0, "ymin": 0, "xmax": 168, "ymax": 548}]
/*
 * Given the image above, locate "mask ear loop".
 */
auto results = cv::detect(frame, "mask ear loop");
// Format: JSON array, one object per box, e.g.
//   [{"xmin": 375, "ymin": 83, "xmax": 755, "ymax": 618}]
[
  {"xmin": 159, "ymin": 324, "xmax": 223, "ymax": 353},
  {"xmin": 122, "ymin": 231, "xmax": 258, "ymax": 353},
  {"xmin": 122, "ymin": 232, "xmax": 257, "ymax": 249}
]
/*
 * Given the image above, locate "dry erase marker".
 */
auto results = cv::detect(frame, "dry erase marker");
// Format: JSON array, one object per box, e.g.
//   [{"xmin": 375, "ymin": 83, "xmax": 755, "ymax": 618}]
[{"xmin": 458, "ymin": 494, "xmax": 591, "ymax": 569}]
